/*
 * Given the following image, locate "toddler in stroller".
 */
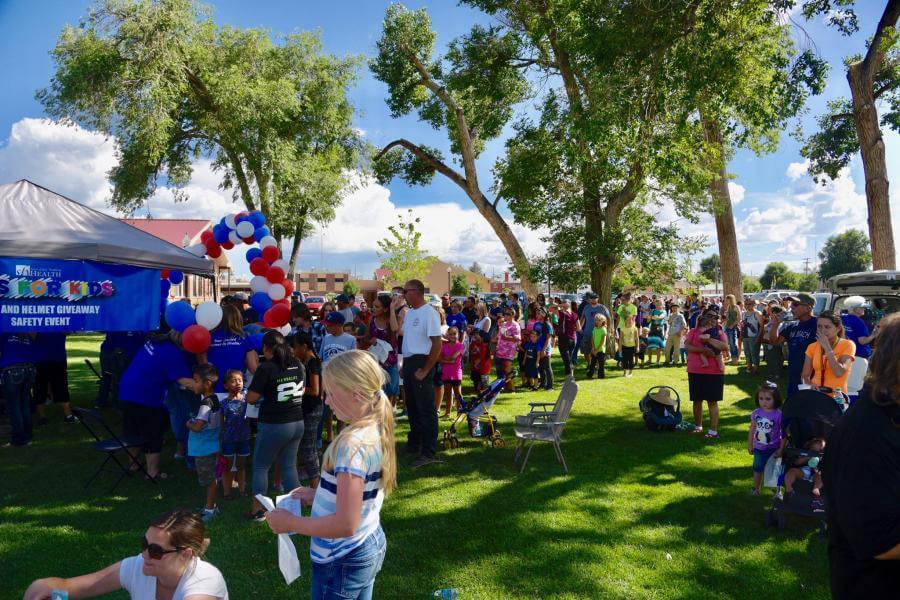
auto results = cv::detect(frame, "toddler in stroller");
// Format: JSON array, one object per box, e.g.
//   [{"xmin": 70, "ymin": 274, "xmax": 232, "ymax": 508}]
[{"xmin": 765, "ymin": 388, "xmax": 843, "ymax": 535}]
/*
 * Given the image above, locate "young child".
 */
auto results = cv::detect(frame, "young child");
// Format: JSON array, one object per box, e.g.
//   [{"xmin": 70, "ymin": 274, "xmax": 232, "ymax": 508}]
[
  {"xmin": 679, "ymin": 333, "xmax": 687, "ymax": 363},
  {"xmin": 618, "ymin": 314, "xmax": 639, "ymax": 378},
  {"xmin": 698, "ymin": 314, "xmax": 727, "ymax": 371},
  {"xmin": 438, "ymin": 326, "xmax": 464, "ymax": 417},
  {"xmin": 186, "ymin": 363, "xmax": 222, "ymax": 522},
  {"xmin": 588, "ymin": 314, "xmax": 607, "ymax": 379},
  {"xmin": 264, "ymin": 350, "xmax": 396, "ymax": 598},
  {"xmin": 748, "ymin": 383, "xmax": 783, "ymax": 496},
  {"xmin": 468, "ymin": 334, "xmax": 492, "ymax": 394},
  {"xmin": 220, "ymin": 369, "xmax": 251, "ymax": 499},
  {"xmin": 636, "ymin": 327, "xmax": 650, "ymax": 367},
  {"xmin": 782, "ymin": 437, "xmax": 827, "ymax": 512},
  {"xmin": 522, "ymin": 329, "xmax": 541, "ymax": 390}
]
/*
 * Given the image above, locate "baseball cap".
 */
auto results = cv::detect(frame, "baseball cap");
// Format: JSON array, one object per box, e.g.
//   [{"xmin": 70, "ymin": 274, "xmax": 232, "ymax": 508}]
[
  {"xmin": 843, "ymin": 295, "xmax": 869, "ymax": 310},
  {"xmin": 323, "ymin": 311, "xmax": 346, "ymax": 325},
  {"xmin": 584, "ymin": 291, "xmax": 598, "ymax": 300},
  {"xmin": 335, "ymin": 294, "xmax": 350, "ymax": 303},
  {"xmin": 233, "ymin": 292, "xmax": 249, "ymax": 301},
  {"xmin": 786, "ymin": 293, "xmax": 815, "ymax": 307}
]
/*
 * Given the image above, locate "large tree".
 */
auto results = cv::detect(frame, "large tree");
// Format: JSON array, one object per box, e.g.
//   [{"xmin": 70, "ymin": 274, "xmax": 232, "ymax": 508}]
[
  {"xmin": 798, "ymin": 0, "xmax": 900, "ymax": 269},
  {"xmin": 370, "ymin": 4, "xmax": 536, "ymax": 294},
  {"xmin": 38, "ymin": 0, "xmax": 363, "ymax": 275},
  {"xmin": 818, "ymin": 228, "xmax": 872, "ymax": 279}
]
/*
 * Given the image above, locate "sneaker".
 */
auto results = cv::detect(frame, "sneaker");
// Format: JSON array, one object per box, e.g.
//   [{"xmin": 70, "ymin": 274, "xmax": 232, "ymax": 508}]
[
  {"xmin": 201, "ymin": 507, "xmax": 220, "ymax": 523},
  {"xmin": 811, "ymin": 496, "xmax": 825, "ymax": 513},
  {"xmin": 411, "ymin": 455, "xmax": 439, "ymax": 468},
  {"xmin": 774, "ymin": 489, "xmax": 784, "ymax": 501},
  {"xmin": 64, "ymin": 414, "xmax": 79, "ymax": 424},
  {"xmin": 247, "ymin": 510, "xmax": 267, "ymax": 522}
]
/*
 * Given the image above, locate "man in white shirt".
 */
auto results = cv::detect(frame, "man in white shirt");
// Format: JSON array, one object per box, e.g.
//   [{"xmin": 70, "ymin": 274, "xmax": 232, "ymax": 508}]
[{"xmin": 393, "ymin": 279, "xmax": 442, "ymax": 467}]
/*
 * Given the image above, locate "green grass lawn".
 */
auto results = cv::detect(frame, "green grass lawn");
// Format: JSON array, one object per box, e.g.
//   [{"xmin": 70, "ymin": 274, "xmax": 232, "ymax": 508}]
[{"xmin": 0, "ymin": 336, "xmax": 830, "ymax": 599}]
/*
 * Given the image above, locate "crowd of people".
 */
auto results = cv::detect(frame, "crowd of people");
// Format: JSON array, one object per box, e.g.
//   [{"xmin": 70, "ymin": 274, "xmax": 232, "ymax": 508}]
[{"xmin": 5, "ymin": 281, "xmax": 899, "ymax": 599}]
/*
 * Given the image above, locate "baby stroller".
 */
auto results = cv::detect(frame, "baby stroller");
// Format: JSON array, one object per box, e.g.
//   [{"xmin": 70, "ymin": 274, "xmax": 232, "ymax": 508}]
[
  {"xmin": 638, "ymin": 386, "xmax": 682, "ymax": 432},
  {"xmin": 765, "ymin": 388, "xmax": 844, "ymax": 536},
  {"xmin": 442, "ymin": 377, "xmax": 505, "ymax": 449}
]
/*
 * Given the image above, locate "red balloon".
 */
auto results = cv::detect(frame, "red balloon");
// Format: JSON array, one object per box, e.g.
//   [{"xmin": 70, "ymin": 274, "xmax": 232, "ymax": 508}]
[
  {"xmin": 206, "ymin": 245, "xmax": 222, "ymax": 259},
  {"xmin": 242, "ymin": 236, "xmax": 255, "ymax": 245},
  {"xmin": 182, "ymin": 324, "xmax": 211, "ymax": 354},
  {"xmin": 221, "ymin": 240, "xmax": 235, "ymax": 250},
  {"xmin": 268, "ymin": 303, "xmax": 291, "ymax": 326},
  {"xmin": 200, "ymin": 230, "xmax": 213, "ymax": 242},
  {"xmin": 250, "ymin": 257, "xmax": 269, "ymax": 276},
  {"xmin": 266, "ymin": 266, "xmax": 285, "ymax": 284},
  {"xmin": 276, "ymin": 298, "xmax": 290, "ymax": 306},
  {"xmin": 261, "ymin": 245, "xmax": 280, "ymax": 263},
  {"xmin": 282, "ymin": 279, "xmax": 294, "ymax": 296},
  {"xmin": 262, "ymin": 308, "xmax": 278, "ymax": 328},
  {"xmin": 236, "ymin": 211, "xmax": 249, "ymax": 219},
  {"xmin": 160, "ymin": 269, "xmax": 170, "ymax": 279}
]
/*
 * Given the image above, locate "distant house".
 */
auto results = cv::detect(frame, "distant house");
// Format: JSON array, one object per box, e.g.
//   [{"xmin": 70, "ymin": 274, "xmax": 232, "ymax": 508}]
[
  {"xmin": 120, "ymin": 218, "xmax": 227, "ymax": 303},
  {"xmin": 375, "ymin": 259, "xmax": 491, "ymax": 295}
]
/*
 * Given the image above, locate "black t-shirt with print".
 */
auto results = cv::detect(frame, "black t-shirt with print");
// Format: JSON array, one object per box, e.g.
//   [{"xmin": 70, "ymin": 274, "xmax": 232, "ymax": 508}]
[
  {"xmin": 249, "ymin": 358, "xmax": 305, "ymax": 424},
  {"xmin": 302, "ymin": 356, "xmax": 323, "ymax": 414},
  {"xmin": 822, "ymin": 387, "xmax": 900, "ymax": 598}
]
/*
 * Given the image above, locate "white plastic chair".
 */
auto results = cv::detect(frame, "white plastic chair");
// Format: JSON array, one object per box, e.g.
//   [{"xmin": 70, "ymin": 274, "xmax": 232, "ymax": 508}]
[{"xmin": 846, "ymin": 356, "xmax": 868, "ymax": 397}]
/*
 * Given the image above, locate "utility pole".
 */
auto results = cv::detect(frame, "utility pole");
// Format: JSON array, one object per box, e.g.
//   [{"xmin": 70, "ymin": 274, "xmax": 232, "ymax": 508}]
[{"xmin": 802, "ymin": 258, "xmax": 811, "ymax": 275}]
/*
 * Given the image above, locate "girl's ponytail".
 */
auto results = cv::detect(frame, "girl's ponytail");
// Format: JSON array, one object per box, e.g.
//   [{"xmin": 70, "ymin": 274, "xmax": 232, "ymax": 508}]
[{"xmin": 373, "ymin": 388, "xmax": 396, "ymax": 496}]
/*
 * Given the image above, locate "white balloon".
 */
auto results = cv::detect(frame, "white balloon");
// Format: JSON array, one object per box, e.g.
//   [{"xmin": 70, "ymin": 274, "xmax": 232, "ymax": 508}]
[
  {"xmin": 272, "ymin": 259, "xmax": 289, "ymax": 272},
  {"xmin": 186, "ymin": 243, "xmax": 206, "ymax": 257},
  {"xmin": 225, "ymin": 214, "xmax": 238, "ymax": 229},
  {"xmin": 268, "ymin": 283, "xmax": 286, "ymax": 301},
  {"xmin": 236, "ymin": 220, "xmax": 254, "ymax": 238},
  {"xmin": 228, "ymin": 230, "xmax": 242, "ymax": 245},
  {"xmin": 250, "ymin": 275, "xmax": 269, "ymax": 293},
  {"xmin": 277, "ymin": 323, "xmax": 292, "ymax": 336},
  {"xmin": 259, "ymin": 235, "xmax": 277, "ymax": 249},
  {"xmin": 195, "ymin": 301, "xmax": 223, "ymax": 330}
]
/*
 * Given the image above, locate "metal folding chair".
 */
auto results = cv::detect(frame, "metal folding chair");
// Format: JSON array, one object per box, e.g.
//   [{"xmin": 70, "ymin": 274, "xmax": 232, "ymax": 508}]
[
  {"xmin": 514, "ymin": 376, "xmax": 578, "ymax": 474},
  {"xmin": 71, "ymin": 407, "xmax": 155, "ymax": 492}
]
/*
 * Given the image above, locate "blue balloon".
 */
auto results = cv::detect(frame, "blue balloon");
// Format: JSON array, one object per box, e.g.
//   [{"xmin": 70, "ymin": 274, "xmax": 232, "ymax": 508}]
[
  {"xmin": 246, "ymin": 247, "xmax": 262, "ymax": 263},
  {"xmin": 160, "ymin": 279, "xmax": 171, "ymax": 295},
  {"xmin": 213, "ymin": 224, "xmax": 229, "ymax": 244},
  {"xmin": 236, "ymin": 214, "xmax": 250, "ymax": 224},
  {"xmin": 248, "ymin": 210, "xmax": 266, "ymax": 228},
  {"xmin": 249, "ymin": 332, "xmax": 265, "ymax": 353},
  {"xmin": 250, "ymin": 291, "xmax": 272, "ymax": 314},
  {"xmin": 253, "ymin": 226, "xmax": 270, "ymax": 242},
  {"xmin": 168, "ymin": 270, "xmax": 184, "ymax": 285},
  {"xmin": 165, "ymin": 300, "xmax": 195, "ymax": 332}
]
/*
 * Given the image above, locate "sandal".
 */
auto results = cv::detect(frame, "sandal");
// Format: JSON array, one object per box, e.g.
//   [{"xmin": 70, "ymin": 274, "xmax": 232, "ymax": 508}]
[
  {"xmin": 704, "ymin": 431, "xmax": 719, "ymax": 439},
  {"xmin": 690, "ymin": 426, "xmax": 704, "ymax": 434}
]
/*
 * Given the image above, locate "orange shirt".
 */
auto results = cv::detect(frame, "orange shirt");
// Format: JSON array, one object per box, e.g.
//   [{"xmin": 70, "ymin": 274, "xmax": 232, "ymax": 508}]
[{"xmin": 805, "ymin": 338, "xmax": 856, "ymax": 391}]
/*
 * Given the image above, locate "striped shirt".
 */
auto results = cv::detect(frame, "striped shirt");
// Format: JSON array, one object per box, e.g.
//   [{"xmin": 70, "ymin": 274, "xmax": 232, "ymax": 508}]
[{"xmin": 309, "ymin": 424, "xmax": 384, "ymax": 563}]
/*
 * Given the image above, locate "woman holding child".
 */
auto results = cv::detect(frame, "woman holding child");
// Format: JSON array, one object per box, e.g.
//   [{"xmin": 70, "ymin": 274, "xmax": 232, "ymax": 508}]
[{"xmin": 684, "ymin": 311, "xmax": 728, "ymax": 439}]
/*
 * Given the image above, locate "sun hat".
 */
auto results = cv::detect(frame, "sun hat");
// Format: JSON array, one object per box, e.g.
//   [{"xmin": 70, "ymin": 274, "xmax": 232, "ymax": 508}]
[
  {"xmin": 843, "ymin": 295, "xmax": 869, "ymax": 310},
  {"xmin": 648, "ymin": 387, "xmax": 677, "ymax": 407}
]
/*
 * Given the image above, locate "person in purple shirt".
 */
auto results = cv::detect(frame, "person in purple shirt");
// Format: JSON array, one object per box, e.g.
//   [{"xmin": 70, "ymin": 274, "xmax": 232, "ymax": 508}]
[
  {"xmin": 119, "ymin": 330, "xmax": 197, "ymax": 480},
  {"xmin": 748, "ymin": 382, "xmax": 783, "ymax": 495},
  {"xmin": 1, "ymin": 333, "xmax": 39, "ymax": 447},
  {"xmin": 33, "ymin": 332, "xmax": 76, "ymax": 425}
]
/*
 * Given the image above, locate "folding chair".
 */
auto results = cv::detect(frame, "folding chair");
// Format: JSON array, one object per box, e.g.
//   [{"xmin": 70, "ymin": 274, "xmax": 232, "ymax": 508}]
[
  {"xmin": 71, "ymin": 407, "xmax": 155, "ymax": 492},
  {"xmin": 514, "ymin": 376, "xmax": 578, "ymax": 474}
]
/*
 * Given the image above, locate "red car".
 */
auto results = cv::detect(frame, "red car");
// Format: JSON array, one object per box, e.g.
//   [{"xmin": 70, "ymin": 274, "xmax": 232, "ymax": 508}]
[{"xmin": 304, "ymin": 295, "xmax": 326, "ymax": 315}]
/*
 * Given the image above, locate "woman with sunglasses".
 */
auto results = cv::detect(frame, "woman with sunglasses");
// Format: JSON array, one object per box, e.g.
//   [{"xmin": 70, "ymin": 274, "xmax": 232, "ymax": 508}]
[{"xmin": 24, "ymin": 508, "xmax": 228, "ymax": 599}]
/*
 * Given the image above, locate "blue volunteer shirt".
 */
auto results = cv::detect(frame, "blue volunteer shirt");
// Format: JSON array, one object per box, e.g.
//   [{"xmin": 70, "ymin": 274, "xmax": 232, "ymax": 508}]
[
  {"xmin": 446, "ymin": 312, "xmax": 467, "ymax": 336},
  {"xmin": 0, "ymin": 333, "xmax": 40, "ymax": 368},
  {"xmin": 779, "ymin": 317, "xmax": 818, "ymax": 391},
  {"xmin": 206, "ymin": 330, "xmax": 254, "ymax": 392},
  {"xmin": 840, "ymin": 314, "xmax": 872, "ymax": 359},
  {"xmin": 118, "ymin": 340, "xmax": 192, "ymax": 408}
]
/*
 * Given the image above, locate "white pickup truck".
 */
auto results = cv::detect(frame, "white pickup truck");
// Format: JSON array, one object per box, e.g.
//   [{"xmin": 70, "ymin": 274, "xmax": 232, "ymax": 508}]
[{"xmin": 814, "ymin": 270, "xmax": 900, "ymax": 317}]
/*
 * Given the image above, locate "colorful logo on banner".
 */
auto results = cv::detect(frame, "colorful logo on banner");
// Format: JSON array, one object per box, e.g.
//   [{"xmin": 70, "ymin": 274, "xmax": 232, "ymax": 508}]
[{"xmin": 0, "ymin": 258, "xmax": 159, "ymax": 332}]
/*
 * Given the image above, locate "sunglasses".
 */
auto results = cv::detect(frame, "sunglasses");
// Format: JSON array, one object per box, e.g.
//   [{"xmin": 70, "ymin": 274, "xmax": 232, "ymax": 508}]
[
  {"xmin": 142, "ymin": 536, "xmax": 181, "ymax": 560},
  {"xmin": 761, "ymin": 381, "xmax": 778, "ymax": 389}
]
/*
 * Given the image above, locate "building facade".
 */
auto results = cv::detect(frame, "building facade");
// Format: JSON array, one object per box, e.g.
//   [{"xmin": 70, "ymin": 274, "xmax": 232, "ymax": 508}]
[{"xmin": 295, "ymin": 270, "xmax": 351, "ymax": 294}]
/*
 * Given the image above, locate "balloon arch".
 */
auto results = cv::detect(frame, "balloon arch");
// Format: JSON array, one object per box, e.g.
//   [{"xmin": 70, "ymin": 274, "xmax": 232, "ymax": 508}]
[{"xmin": 160, "ymin": 210, "xmax": 293, "ymax": 354}]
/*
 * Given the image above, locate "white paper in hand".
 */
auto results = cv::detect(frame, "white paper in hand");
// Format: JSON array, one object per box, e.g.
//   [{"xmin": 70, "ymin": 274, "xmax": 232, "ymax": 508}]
[{"xmin": 254, "ymin": 494, "xmax": 301, "ymax": 585}]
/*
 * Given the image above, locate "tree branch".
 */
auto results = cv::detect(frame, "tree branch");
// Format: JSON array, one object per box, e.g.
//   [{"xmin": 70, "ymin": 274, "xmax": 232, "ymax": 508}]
[
  {"xmin": 860, "ymin": 0, "xmax": 900, "ymax": 80},
  {"xmin": 376, "ymin": 138, "xmax": 469, "ymax": 191},
  {"xmin": 874, "ymin": 78, "xmax": 900, "ymax": 100}
]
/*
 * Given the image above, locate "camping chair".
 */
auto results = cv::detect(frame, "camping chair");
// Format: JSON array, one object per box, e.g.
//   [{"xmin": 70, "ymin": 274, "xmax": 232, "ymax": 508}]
[
  {"xmin": 846, "ymin": 356, "xmax": 868, "ymax": 402},
  {"xmin": 71, "ymin": 407, "xmax": 155, "ymax": 493},
  {"xmin": 513, "ymin": 376, "xmax": 578, "ymax": 474}
]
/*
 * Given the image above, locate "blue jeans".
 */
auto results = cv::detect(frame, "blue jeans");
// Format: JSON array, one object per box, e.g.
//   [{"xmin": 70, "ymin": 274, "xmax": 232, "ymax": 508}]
[
  {"xmin": 725, "ymin": 327, "xmax": 739, "ymax": 359},
  {"xmin": 252, "ymin": 420, "xmax": 304, "ymax": 495},
  {"xmin": 311, "ymin": 527, "xmax": 386, "ymax": 600},
  {"xmin": 571, "ymin": 331, "xmax": 583, "ymax": 365},
  {"xmin": 382, "ymin": 363, "xmax": 400, "ymax": 397},
  {"xmin": 2, "ymin": 365, "xmax": 35, "ymax": 446}
]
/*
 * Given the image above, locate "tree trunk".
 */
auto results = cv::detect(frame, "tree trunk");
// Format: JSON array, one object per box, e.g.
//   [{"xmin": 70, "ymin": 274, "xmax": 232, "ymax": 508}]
[
  {"xmin": 592, "ymin": 260, "xmax": 616, "ymax": 311},
  {"xmin": 848, "ymin": 63, "xmax": 896, "ymax": 270},
  {"xmin": 287, "ymin": 221, "xmax": 304, "ymax": 278},
  {"xmin": 701, "ymin": 114, "xmax": 743, "ymax": 299},
  {"xmin": 469, "ymin": 190, "xmax": 536, "ymax": 297}
]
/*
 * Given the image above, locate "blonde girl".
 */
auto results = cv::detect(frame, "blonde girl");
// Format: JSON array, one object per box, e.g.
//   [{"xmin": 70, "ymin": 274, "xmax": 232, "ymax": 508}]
[{"xmin": 265, "ymin": 350, "xmax": 396, "ymax": 599}]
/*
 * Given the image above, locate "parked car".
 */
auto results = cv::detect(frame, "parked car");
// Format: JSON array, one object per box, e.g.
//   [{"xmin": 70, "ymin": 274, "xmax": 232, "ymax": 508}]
[
  {"xmin": 819, "ymin": 270, "xmax": 900, "ymax": 317},
  {"xmin": 751, "ymin": 289, "xmax": 800, "ymax": 303},
  {"xmin": 304, "ymin": 295, "xmax": 326, "ymax": 315},
  {"xmin": 479, "ymin": 292, "xmax": 501, "ymax": 304},
  {"xmin": 424, "ymin": 293, "xmax": 442, "ymax": 309}
]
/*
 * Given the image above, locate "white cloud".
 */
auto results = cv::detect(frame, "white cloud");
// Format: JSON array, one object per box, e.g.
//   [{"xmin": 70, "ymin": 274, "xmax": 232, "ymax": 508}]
[
  {"xmin": 728, "ymin": 181, "xmax": 745, "ymax": 205},
  {"xmin": 786, "ymin": 159, "xmax": 810, "ymax": 180}
]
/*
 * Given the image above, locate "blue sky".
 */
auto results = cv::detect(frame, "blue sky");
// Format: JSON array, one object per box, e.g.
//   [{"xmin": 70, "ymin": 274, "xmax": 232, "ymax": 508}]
[{"xmin": 1, "ymin": 0, "xmax": 898, "ymax": 281}]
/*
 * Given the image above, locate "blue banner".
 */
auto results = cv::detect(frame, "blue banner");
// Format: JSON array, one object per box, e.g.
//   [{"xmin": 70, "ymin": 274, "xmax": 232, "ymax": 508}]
[{"xmin": 0, "ymin": 258, "xmax": 160, "ymax": 332}]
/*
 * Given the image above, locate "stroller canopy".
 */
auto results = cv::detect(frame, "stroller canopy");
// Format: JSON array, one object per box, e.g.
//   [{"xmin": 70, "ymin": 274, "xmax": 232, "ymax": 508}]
[{"xmin": 782, "ymin": 390, "xmax": 843, "ymax": 427}]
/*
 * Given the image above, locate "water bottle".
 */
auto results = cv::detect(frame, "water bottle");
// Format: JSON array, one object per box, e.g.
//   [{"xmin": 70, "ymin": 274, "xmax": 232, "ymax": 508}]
[
  {"xmin": 834, "ymin": 387, "xmax": 844, "ymax": 408},
  {"xmin": 433, "ymin": 589, "xmax": 459, "ymax": 599},
  {"xmin": 51, "ymin": 591, "xmax": 69, "ymax": 600}
]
